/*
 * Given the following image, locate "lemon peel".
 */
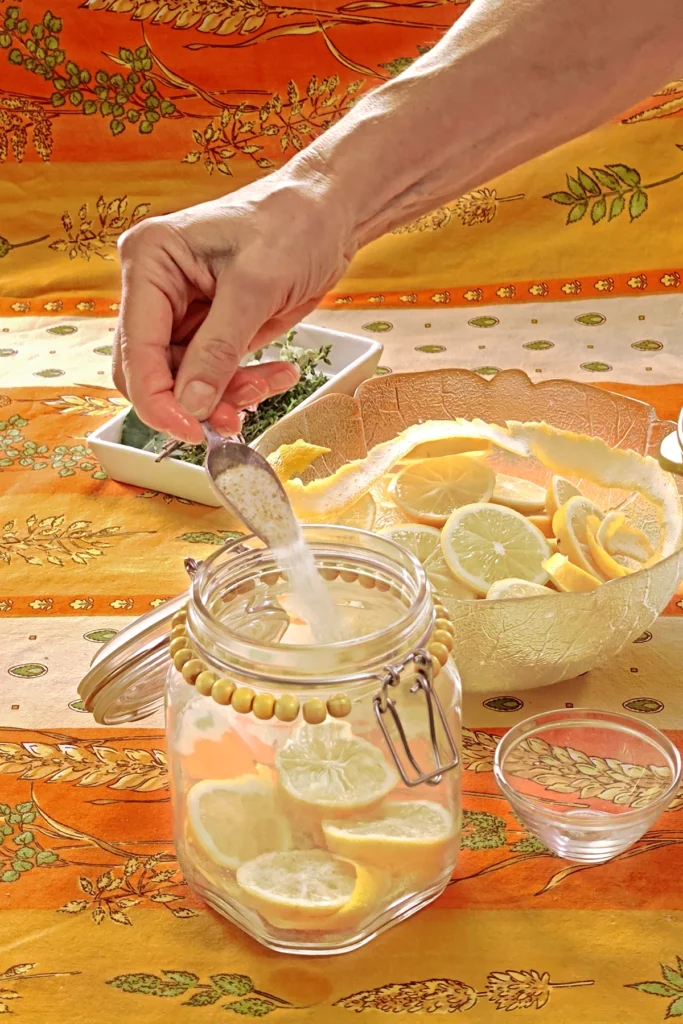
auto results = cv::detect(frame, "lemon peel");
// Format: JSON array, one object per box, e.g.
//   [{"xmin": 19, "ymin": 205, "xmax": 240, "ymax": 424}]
[
  {"xmin": 267, "ymin": 439, "xmax": 331, "ymax": 482},
  {"xmin": 508, "ymin": 421, "xmax": 683, "ymax": 559},
  {"xmin": 284, "ymin": 419, "xmax": 528, "ymax": 520}
]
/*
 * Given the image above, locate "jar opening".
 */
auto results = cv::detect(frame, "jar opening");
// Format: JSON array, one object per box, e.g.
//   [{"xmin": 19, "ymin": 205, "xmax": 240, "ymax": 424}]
[{"xmin": 186, "ymin": 525, "xmax": 433, "ymax": 686}]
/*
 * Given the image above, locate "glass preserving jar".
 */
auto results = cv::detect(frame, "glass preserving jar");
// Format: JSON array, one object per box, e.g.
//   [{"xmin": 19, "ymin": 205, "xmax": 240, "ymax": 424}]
[{"xmin": 79, "ymin": 525, "xmax": 462, "ymax": 955}]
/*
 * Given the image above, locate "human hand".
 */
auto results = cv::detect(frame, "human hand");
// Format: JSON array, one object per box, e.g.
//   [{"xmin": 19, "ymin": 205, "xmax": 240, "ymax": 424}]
[{"xmin": 113, "ymin": 163, "xmax": 356, "ymax": 443}]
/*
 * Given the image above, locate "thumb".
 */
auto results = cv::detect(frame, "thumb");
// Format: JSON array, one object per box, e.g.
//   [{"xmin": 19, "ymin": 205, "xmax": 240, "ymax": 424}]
[{"xmin": 174, "ymin": 278, "xmax": 265, "ymax": 420}]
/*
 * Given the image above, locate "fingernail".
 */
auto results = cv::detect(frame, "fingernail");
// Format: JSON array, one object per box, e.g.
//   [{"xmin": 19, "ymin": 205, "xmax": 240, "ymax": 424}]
[
  {"xmin": 270, "ymin": 368, "xmax": 297, "ymax": 391},
  {"xmin": 177, "ymin": 381, "xmax": 217, "ymax": 418},
  {"xmin": 231, "ymin": 382, "xmax": 266, "ymax": 409}
]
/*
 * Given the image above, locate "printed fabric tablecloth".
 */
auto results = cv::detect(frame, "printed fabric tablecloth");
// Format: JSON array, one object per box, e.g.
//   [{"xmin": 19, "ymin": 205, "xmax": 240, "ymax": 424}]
[{"xmin": 1, "ymin": 296, "xmax": 682, "ymax": 1024}]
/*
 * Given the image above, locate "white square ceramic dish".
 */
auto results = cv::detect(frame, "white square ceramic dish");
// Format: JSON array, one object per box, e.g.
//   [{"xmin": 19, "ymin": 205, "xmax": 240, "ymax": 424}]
[{"xmin": 88, "ymin": 324, "xmax": 382, "ymax": 506}]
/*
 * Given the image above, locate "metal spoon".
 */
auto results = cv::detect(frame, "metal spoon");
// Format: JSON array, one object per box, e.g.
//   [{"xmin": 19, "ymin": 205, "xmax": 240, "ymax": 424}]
[{"xmin": 200, "ymin": 420, "xmax": 300, "ymax": 547}]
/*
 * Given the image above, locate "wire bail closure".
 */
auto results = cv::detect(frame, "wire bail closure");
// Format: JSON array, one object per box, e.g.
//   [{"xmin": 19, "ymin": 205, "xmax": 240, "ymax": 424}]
[{"xmin": 373, "ymin": 649, "xmax": 459, "ymax": 787}]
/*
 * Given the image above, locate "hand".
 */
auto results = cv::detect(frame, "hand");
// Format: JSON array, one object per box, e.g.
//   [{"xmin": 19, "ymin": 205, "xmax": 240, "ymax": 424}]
[{"xmin": 113, "ymin": 163, "xmax": 356, "ymax": 443}]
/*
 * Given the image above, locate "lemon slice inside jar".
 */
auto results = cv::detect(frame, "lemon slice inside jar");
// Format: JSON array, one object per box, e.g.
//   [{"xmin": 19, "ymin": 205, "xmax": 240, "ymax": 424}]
[
  {"xmin": 322, "ymin": 800, "xmax": 457, "ymax": 876},
  {"xmin": 187, "ymin": 775, "xmax": 293, "ymax": 871},
  {"xmin": 276, "ymin": 722, "xmax": 397, "ymax": 816},
  {"xmin": 236, "ymin": 849, "xmax": 358, "ymax": 923}
]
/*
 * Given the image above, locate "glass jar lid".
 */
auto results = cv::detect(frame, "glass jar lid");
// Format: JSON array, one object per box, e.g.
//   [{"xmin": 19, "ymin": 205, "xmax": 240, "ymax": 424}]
[{"xmin": 78, "ymin": 591, "xmax": 187, "ymax": 725}]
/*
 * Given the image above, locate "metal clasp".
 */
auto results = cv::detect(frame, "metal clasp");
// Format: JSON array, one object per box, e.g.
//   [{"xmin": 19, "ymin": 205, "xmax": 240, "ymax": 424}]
[{"xmin": 373, "ymin": 650, "xmax": 459, "ymax": 787}]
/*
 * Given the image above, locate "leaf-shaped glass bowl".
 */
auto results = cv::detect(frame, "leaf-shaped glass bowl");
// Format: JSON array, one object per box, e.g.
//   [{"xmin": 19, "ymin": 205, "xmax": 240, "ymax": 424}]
[{"xmin": 254, "ymin": 369, "xmax": 683, "ymax": 692}]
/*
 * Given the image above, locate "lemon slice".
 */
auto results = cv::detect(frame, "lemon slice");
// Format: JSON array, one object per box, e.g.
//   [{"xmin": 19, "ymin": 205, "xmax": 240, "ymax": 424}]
[
  {"xmin": 542, "ymin": 552, "xmax": 601, "ymax": 592},
  {"xmin": 424, "ymin": 548, "xmax": 477, "ymax": 600},
  {"xmin": 586, "ymin": 515, "xmax": 634, "ymax": 579},
  {"xmin": 391, "ymin": 455, "xmax": 495, "ymax": 526},
  {"xmin": 508, "ymin": 421, "xmax": 682, "ymax": 558},
  {"xmin": 187, "ymin": 776, "xmax": 293, "ymax": 871},
  {"xmin": 491, "ymin": 474, "xmax": 546, "ymax": 514},
  {"xmin": 552, "ymin": 496, "xmax": 605, "ymax": 579},
  {"xmin": 440, "ymin": 503, "xmax": 551, "ymax": 596},
  {"xmin": 267, "ymin": 439, "xmax": 331, "ymax": 482},
  {"xmin": 276, "ymin": 722, "xmax": 397, "ymax": 816},
  {"xmin": 236, "ymin": 850, "xmax": 358, "ymax": 924},
  {"xmin": 545, "ymin": 475, "xmax": 582, "ymax": 517},
  {"xmin": 379, "ymin": 523, "xmax": 442, "ymax": 564},
  {"xmin": 284, "ymin": 419, "xmax": 528, "ymax": 520},
  {"xmin": 598, "ymin": 512, "xmax": 654, "ymax": 562},
  {"xmin": 260, "ymin": 859, "xmax": 386, "ymax": 932},
  {"xmin": 527, "ymin": 514, "xmax": 554, "ymax": 538},
  {"xmin": 322, "ymin": 800, "xmax": 457, "ymax": 875},
  {"xmin": 486, "ymin": 578, "xmax": 555, "ymax": 599}
]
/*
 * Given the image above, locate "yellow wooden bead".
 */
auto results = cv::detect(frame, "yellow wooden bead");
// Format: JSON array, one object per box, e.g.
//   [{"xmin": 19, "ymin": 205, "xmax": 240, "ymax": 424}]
[
  {"xmin": 169, "ymin": 637, "xmax": 190, "ymax": 658},
  {"xmin": 182, "ymin": 658, "xmax": 205, "ymax": 685},
  {"xmin": 327, "ymin": 693, "xmax": 352, "ymax": 719},
  {"xmin": 429, "ymin": 653, "xmax": 442, "ymax": 678},
  {"xmin": 432, "ymin": 629, "xmax": 454, "ymax": 652},
  {"xmin": 236, "ymin": 579, "xmax": 255, "ymax": 595},
  {"xmin": 231, "ymin": 687, "xmax": 255, "ymax": 714},
  {"xmin": 359, "ymin": 574, "xmax": 375, "ymax": 589},
  {"xmin": 434, "ymin": 617, "xmax": 454, "ymax": 636},
  {"xmin": 173, "ymin": 649, "xmax": 194, "ymax": 671},
  {"xmin": 195, "ymin": 670, "xmax": 218, "ymax": 696},
  {"xmin": 303, "ymin": 698, "xmax": 327, "ymax": 725},
  {"xmin": 427, "ymin": 641, "xmax": 449, "ymax": 667},
  {"xmin": 171, "ymin": 611, "xmax": 187, "ymax": 628},
  {"xmin": 261, "ymin": 571, "xmax": 280, "ymax": 585},
  {"xmin": 274, "ymin": 694, "xmax": 299, "ymax": 722},
  {"xmin": 319, "ymin": 567, "xmax": 339, "ymax": 582},
  {"xmin": 170, "ymin": 625, "xmax": 187, "ymax": 642},
  {"xmin": 211, "ymin": 678, "xmax": 235, "ymax": 706},
  {"xmin": 340, "ymin": 570, "xmax": 358, "ymax": 583},
  {"xmin": 375, "ymin": 579, "xmax": 391, "ymax": 592},
  {"xmin": 252, "ymin": 693, "xmax": 276, "ymax": 720},
  {"xmin": 433, "ymin": 604, "xmax": 449, "ymax": 619}
]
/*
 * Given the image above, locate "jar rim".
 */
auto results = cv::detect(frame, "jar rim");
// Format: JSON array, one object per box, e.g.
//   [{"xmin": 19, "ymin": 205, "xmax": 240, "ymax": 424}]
[{"xmin": 187, "ymin": 524, "xmax": 434, "ymax": 685}]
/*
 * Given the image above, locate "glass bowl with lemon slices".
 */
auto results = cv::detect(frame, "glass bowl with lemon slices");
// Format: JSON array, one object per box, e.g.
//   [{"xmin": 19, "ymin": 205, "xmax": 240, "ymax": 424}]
[
  {"xmin": 78, "ymin": 525, "xmax": 463, "ymax": 955},
  {"xmin": 253, "ymin": 371, "xmax": 683, "ymax": 693}
]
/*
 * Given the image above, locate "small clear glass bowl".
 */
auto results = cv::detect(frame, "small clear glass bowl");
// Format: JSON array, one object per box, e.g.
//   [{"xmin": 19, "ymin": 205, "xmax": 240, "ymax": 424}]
[{"xmin": 493, "ymin": 709, "xmax": 682, "ymax": 863}]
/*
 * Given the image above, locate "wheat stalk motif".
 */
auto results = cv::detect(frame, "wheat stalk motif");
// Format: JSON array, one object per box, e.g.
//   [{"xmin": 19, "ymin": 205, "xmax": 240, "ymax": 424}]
[{"xmin": 0, "ymin": 740, "xmax": 168, "ymax": 791}]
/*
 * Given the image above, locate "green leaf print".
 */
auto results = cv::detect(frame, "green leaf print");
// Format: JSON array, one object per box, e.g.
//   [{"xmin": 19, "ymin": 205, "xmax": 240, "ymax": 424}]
[
  {"xmin": 581, "ymin": 362, "xmax": 612, "ymax": 372},
  {"xmin": 107, "ymin": 974, "xmax": 190, "ymax": 997},
  {"xmin": 211, "ymin": 975, "xmax": 254, "ymax": 997},
  {"xmin": 627, "ymin": 955, "xmax": 683, "ymax": 1018},
  {"xmin": 631, "ymin": 340, "xmax": 663, "ymax": 351},
  {"xmin": 577, "ymin": 168, "xmax": 601, "ymax": 195},
  {"xmin": 608, "ymin": 163, "xmax": 641, "ymax": 187},
  {"xmin": 575, "ymin": 313, "xmax": 606, "ymax": 326},
  {"xmin": 522, "ymin": 341, "xmax": 554, "ymax": 351},
  {"xmin": 461, "ymin": 810, "xmax": 507, "ymax": 851},
  {"xmin": 224, "ymin": 997, "xmax": 276, "ymax": 1016},
  {"xmin": 609, "ymin": 194, "xmax": 626, "ymax": 220},
  {"xmin": 629, "ymin": 189, "xmax": 649, "ymax": 220},
  {"xmin": 468, "ymin": 316, "xmax": 499, "ymax": 328},
  {"xmin": 415, "ymin": 344, "xmax": 446, "ymax": 353},
  {"xmin": 362, "ymin": 321, "xmax": 393, "ymax": 333},
  {"xmin": 567, "ymin": 202, "xmax": 587, "ymax": 223},
  {"xmin": 46, "ymin": 325, "xmax": 77, "ymax": 335},
  {"xmin": 590, "ymin": 196, "xmax": 607, "ymax": 223}
]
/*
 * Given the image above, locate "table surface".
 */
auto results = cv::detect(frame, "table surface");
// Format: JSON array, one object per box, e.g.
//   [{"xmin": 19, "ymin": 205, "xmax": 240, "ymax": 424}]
[{"xmin": 1, "ymin": 298, "xmax": 682, "ymax": 1024}]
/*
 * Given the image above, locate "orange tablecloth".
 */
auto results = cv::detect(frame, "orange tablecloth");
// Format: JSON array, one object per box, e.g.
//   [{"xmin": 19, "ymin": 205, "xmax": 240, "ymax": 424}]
[{"xmin": 1, "ymin": 300, "xmax": 682, "ymax": 1022}]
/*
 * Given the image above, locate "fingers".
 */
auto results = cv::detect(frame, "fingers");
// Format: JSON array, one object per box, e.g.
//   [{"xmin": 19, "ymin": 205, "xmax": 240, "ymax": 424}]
[
  {"xmin": 223, "ymin": 361, "xmax": 300, "ymax": 409},
  {"xmin": 173, "ymin": 273, "xmax": 267, "ymax": 423}
]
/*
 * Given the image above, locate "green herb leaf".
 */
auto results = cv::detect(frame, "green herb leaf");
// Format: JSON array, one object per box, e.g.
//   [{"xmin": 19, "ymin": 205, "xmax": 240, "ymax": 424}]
[{"xmin": 120, "ymin": 408, "xmax": 161, "ymax": 450}]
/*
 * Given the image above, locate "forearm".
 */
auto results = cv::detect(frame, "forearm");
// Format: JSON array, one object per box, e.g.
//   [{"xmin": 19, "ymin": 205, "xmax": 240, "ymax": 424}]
[{"xmin": 292, "ymin": 0, "xmax": 683, "ymax": 245}]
